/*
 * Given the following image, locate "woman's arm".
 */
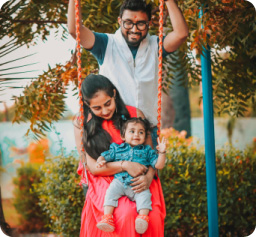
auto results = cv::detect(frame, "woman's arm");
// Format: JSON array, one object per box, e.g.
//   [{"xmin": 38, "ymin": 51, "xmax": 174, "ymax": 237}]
[
  {"xmin": 74, "ymin": 121, "xmax": 124, "ymax": 175},
  {"xmin": 87, "ymin": 155, "xmax": 149, "ymax": 177}
]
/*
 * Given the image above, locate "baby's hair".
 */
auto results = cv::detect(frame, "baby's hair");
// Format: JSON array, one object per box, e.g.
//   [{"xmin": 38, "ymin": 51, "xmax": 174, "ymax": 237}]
[{"xmin": 120, "ymin": 117, "xmax": 151, "ymax": 138}]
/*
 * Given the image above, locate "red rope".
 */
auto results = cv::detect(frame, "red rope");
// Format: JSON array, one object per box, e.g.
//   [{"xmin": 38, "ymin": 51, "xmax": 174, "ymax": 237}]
[
  {"xmin": 75, "ymin": 0, "xmax": 85, "ymax": 153},
  {"xmin": 157, "ymin": 0, "xmax": 164, "ymax": 136}
]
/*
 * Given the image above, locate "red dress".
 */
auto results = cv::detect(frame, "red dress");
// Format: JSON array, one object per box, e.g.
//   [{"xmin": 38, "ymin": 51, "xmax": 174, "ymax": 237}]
[{"xmin": 77, "ymin": 106, "xmax": 166, "ymax": 236}]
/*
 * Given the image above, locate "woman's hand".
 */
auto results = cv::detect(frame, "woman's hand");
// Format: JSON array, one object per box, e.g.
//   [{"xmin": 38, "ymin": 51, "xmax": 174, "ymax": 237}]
[
  {"xmin": 123, "ymin": 161, "xmax": 148, "ymax": 177},
  {"xmin": 130, "ymin": 175, "xmax": 150, "ymax": 193},
  {"xmin": 130, "ymin": 166, "xmax": 155, "ymax": 193}
]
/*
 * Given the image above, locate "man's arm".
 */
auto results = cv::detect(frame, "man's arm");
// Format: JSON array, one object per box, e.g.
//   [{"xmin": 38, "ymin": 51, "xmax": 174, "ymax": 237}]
[
  {"xmin": 68, "ymin": 0, "xmax": 95, "ymax": 49},
  {"xmin": 163, "ymin": 0, "xmax": 189, "ymax": 53}
]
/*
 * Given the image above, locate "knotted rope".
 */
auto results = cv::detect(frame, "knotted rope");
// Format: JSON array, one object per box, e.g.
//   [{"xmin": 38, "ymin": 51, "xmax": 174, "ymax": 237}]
[
  {"xmin": 75, "ymin": 0, "xmax": 85, "ymax": 156},
  {"xmin": 157, "ymin": 0, "xmax": 164, "ymax": 136}
]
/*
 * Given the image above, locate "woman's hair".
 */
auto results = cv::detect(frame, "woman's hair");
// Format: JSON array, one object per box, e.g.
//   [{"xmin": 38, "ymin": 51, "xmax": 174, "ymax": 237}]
[
  {"xmin": 119, "ymin": 0, "xmax": 152, "ymax": 21},
  {"xmin": 120, "ymin": 117, "xmax": 151, "ymax": 139},
  {"xmin": 81, "ymin": 74, "xmax": 130, "ymax": 159}
]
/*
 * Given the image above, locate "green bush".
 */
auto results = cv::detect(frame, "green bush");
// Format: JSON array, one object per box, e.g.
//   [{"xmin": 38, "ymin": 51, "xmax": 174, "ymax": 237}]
[
  {"xmin": 29, "ymin": 128, "xmax": 255, "ymax": 236},
  {"xmin": 159, "ymin": 129, "xmax": 256, "ymax": 236},
  {"xmin": 13, "ymin": 163, "xmax": 49, "ymax": 233},
  {"xmin": 34, "ymin": 153, "xmax": 84, "ymax": 236}
]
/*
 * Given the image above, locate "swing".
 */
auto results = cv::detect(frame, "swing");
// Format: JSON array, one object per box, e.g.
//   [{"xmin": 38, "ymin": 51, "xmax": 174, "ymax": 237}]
[{"xmin": 74, "ymin": 0, "xmax": 165, "ymax": 195}]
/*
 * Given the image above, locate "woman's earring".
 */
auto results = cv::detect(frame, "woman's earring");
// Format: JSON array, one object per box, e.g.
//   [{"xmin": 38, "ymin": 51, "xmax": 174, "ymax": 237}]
[{"xmin": 115, "ymin": 98, "xmax": 117, "ymax": 113}]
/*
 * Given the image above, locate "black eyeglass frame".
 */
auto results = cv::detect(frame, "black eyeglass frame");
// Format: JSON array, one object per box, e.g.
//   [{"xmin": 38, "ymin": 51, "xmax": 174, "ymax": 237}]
[{"xmin": 121, "ymin": 20, "xmax": 149, "ymax": 31}]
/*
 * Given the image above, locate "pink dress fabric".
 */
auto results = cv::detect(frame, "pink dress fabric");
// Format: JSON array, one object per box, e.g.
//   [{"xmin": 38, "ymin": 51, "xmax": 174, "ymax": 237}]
[{"xmin": 77, "ymin": 106, "xmax": 166, "ymax": 236}]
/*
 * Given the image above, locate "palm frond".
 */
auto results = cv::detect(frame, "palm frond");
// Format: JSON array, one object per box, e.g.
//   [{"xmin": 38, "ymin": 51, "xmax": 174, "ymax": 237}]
[{"xmin": 0, "ymin": 38, "xmax": 38, "ymax": 101}]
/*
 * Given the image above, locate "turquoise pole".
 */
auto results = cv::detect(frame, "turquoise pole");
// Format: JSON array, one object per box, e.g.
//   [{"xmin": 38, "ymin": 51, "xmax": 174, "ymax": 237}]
[{"xmin": 200, "ymin": 8, "xmax": 219, "ymax": 237}]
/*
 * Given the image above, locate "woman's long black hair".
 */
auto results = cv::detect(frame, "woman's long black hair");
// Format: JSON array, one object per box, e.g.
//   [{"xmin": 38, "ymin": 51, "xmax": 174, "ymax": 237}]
[{"xmin": 81, "ymin": 74, "xmax": 131, "ymax": 159}]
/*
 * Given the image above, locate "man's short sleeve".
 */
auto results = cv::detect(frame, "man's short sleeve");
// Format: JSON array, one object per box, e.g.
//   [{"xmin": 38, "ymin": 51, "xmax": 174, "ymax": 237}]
[
  {"xmin": 88, "ymin": 32, "xmax": 108, "ymax": 65},
  {"xmin": 157, "ymin": 36, "xmax": 173, "ymax": 58}
]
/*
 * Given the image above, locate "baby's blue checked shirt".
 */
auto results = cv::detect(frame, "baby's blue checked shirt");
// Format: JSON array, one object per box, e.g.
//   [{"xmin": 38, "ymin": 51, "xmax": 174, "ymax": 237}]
[{"xmin": 101, "ymin": 143, "xmax": 158, "ymax": 187}]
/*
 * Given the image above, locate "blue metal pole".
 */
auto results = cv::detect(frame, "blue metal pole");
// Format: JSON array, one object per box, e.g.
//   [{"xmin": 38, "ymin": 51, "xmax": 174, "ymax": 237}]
[{"xmin": 200, "ymin": 7, "xmax": 219, "ymax": 237}]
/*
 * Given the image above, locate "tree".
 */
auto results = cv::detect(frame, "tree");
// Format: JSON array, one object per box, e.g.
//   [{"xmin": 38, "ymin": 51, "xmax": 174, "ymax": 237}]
[{"xmin": 0, "ymin": 0, "xmax": 255, "ymax": 137}]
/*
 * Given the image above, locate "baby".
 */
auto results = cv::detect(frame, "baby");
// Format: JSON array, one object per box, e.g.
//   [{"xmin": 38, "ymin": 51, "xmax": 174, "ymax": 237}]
[{"xmin": 96, "ymin": 117, "xmax": 167, "ymax": 234}]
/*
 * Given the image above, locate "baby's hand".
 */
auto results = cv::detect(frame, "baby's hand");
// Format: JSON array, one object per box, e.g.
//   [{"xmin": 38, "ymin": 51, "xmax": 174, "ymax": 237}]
[
  {"xmin": 96, "ymin": 160, "xmax": 106, "ymax": 168},
  {"xmin": 156, "ymin": 137, "xmax": 167, "ymax": 153}
]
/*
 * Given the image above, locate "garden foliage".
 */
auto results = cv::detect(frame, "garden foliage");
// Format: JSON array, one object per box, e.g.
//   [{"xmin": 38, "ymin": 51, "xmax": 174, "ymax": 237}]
[
  {"xmin": 160, "ymin": 128, "xmax": 256, "ymax": 236},
  {"xmin": 13, "ymin": 163, "xmax": 49, "ymax": 233},
  {"xmin": 34, "ymin": 154, "xmax": 84, "ymax": 236},
  {"xmin": 13, "ymin": 129, "xmax": 256, "ymax": 236}
]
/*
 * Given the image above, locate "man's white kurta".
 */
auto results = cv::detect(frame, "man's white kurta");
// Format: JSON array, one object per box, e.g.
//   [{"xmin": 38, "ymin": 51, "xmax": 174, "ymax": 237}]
[{"xmin": 99, "ymin": 28, "xmax": 159, "ymax": 126}]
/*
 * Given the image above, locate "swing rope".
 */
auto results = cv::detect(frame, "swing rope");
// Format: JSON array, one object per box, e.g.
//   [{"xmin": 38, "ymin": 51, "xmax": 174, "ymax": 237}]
[
  {"xmin": 75, "ymin": 0, "xmax": 85, "ymax": 157},
  {"xmin": 75, "ymin": 0, "xmax": 165, "ymax": 140},
  {"xmin": 157, "ymin": 0, "xmax": 164, "ymax": 136}
]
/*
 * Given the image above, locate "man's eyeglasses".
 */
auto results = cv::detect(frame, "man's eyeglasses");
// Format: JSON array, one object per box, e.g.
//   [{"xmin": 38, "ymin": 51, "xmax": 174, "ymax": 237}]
[{"xmin": 122, "ymin": 20, "xmax": 149, "ymax": 31}]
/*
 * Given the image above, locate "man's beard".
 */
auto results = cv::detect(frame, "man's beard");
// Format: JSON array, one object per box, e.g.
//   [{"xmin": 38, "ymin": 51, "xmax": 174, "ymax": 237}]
[{"xmin": 121, "ymin": 31, "xmax": 147, "ymax": 47}]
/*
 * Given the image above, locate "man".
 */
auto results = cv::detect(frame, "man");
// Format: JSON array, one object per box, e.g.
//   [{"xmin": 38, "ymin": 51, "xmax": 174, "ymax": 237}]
[{"xmin": 68, "ymin": 0, "xmax": 188, "ymax": 146}]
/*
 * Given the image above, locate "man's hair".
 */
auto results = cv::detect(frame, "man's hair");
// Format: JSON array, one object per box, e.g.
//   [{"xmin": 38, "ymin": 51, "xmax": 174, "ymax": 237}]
[{"xmin": 119, "ymin": 0, "xmax": 152, "ymax": 21}]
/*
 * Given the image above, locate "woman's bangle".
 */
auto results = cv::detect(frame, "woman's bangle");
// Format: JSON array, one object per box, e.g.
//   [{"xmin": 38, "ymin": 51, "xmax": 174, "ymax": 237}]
[
  {"xmin": 120, "ymin": 160, "xmax": 125, "ymax": 171},
  {"xmin": 158, "ymin": 151, "xmax": 166, "ymax": 154}
]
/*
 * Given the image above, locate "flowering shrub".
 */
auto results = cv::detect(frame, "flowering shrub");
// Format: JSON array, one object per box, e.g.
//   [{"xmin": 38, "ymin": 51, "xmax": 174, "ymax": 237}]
[
  {"xmin": 17, "ymin": 128, "xmax": 255, "ymax": 236},
  {"xmin": 159, "ymin": 128, "xmax": 256, "ymax": 236},
  {"xmin": 13, "ymin": 164, "xmax": 49, "ymax": 233},
  {"xmin": 34, "ymin": 153, "xmax": 84, "ymax": 236}
]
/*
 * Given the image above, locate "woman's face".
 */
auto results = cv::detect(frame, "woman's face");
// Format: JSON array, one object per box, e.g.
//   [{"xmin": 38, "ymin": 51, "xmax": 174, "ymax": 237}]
[{"xmin": 88, "ymin": 90, "xmax": 116, "ymax": 120}]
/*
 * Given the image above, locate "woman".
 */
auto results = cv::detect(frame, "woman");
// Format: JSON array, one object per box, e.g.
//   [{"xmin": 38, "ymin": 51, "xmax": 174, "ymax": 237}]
[{"xmin": 74, "ymin": 74, "xmax": 165, "ymax": 236}]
